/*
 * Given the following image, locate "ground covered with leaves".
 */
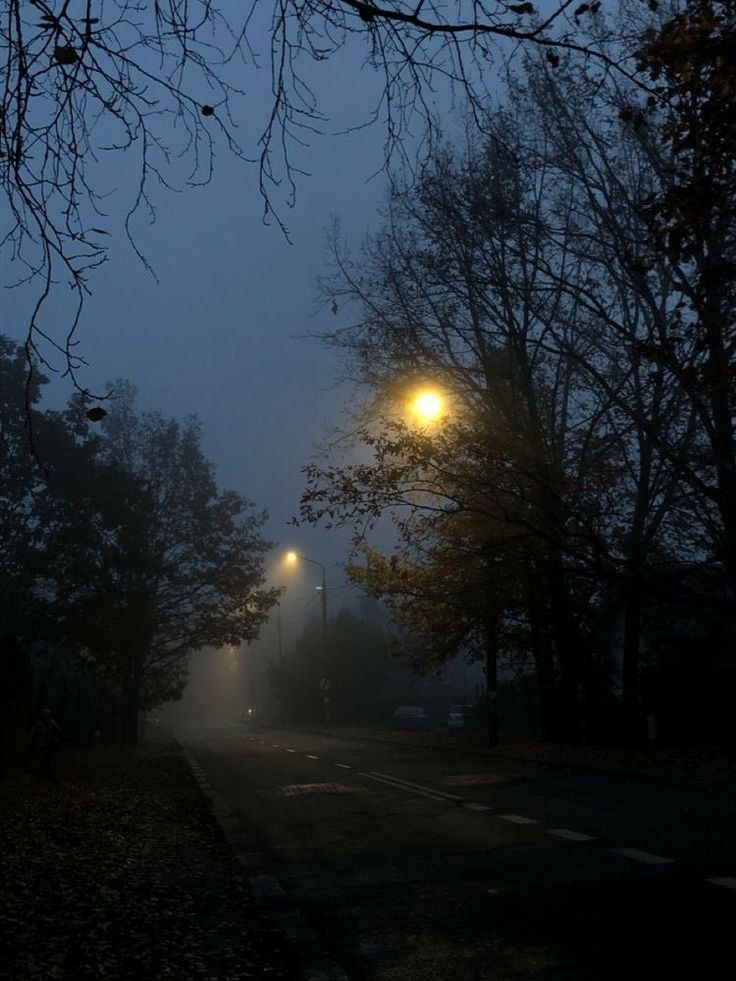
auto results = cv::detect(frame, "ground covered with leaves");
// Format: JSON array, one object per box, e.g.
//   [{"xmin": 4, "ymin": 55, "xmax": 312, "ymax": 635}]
[{"xmin": 0, "ymin": 733, "xmax": 297, "ymax": 980}]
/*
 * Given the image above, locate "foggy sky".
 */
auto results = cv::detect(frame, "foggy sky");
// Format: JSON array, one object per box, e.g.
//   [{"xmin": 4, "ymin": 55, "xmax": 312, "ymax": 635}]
[{"xmin": 2, "ymin": 14, "xmax": 405, "ymax": 607}]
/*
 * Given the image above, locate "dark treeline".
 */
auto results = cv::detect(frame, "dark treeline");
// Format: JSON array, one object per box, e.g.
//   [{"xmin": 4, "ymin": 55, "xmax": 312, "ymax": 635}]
[
  {"xmin": 298, "ymin": 7, "xmax": 736, "ymax": 748},
  {"xmin": 0, "ymin": 338, "xmax": 276, "ymax": 770}
]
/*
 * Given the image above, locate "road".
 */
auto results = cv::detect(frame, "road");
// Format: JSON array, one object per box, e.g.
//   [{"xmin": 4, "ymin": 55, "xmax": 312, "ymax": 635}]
[{"xmin": 178, "ymin": 722, "xmax": 736, "ymax": 980}]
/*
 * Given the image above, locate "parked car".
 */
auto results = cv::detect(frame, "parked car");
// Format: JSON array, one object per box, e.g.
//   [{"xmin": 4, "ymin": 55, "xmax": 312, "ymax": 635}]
[
  {"xmin": 390, "ymin": 706, "xmax": 430, "ymax": 731},
  {"xmin": 447, "ymin": 704, "xmax": 477, "ymax": 731}
]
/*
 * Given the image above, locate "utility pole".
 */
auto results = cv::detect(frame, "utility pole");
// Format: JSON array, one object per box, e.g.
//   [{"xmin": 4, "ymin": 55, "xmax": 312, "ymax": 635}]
[{"xmin": 317, "ymin": 565, "xmax": 329, "ymax": 726}]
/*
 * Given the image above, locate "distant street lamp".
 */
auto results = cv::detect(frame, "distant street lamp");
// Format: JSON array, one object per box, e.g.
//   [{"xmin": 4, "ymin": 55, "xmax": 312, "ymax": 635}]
[{"xmin": 285, "ymin": 551, "xmax": 330, "ymax": 725}]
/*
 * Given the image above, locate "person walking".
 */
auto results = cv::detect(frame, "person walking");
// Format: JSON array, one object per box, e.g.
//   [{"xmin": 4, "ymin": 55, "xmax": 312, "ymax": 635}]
[{"xmin": 30, "ymin": 708, "xmax": 61, "ymax": 781}]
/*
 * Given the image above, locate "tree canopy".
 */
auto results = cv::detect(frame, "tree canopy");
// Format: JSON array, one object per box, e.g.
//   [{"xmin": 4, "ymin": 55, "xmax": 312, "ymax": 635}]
[
  {"xmin": 0, "ymin": 337, "xmax": 276, "ymax": 746},
  {"xmin": 298, "ymin": 22, "xmax": 736, "ymax": 741}
]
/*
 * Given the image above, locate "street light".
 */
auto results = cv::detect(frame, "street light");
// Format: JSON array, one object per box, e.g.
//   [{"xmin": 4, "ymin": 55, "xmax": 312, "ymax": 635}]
[
  {"xmin": 285, "ymin": 550, "xmax": 330, "ymax": 725},
  {"xmin": 410, "ymin": 388, "xmax": 446, "ymax": 424}
]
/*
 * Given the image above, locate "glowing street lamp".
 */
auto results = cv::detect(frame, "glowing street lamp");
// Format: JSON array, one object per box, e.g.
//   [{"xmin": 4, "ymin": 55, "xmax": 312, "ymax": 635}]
[{"xmin": 410, "ymin": 388, "xmax": 446, "ymax": 424}]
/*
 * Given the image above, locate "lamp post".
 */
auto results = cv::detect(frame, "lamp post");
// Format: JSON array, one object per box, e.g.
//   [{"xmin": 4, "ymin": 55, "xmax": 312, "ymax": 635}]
[{"xmin": 285, "ymin": 551, "xmax": 329, "ymax": 725}]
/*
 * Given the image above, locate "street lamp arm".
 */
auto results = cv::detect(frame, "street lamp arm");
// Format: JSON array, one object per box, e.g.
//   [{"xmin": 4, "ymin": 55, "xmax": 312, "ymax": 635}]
[{"xmin": 292, "ymin": 553, "xmax": 326, "ymax": 580}]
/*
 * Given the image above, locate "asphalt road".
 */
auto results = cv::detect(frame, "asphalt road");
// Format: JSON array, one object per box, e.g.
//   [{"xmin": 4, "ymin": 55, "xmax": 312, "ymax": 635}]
[{"xmin": 178, "ymin": 722, "xmax": 736, "ymax": 980}]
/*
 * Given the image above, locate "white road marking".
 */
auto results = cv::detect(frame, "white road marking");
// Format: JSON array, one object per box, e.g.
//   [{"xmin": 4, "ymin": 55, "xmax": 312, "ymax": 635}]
[
  {"xmin": 548, "ymin": 828, "xmax": 596, "ymax": 841},
  {"xmin": 705, "ymin": 877, "xmax": 736, "ymax": 890},
  {"xmin": 286, "ymin": 748, "xmax": 296, "ymax": 753},
  {"xmin": 272, "ymin": 744, "xmax": 281, "ymax": 748},
  {"xmin": 609, "ymin": 847, "xmax": 674, "ymax": 865},
  {"xmin": 273, "ymin": 782, "xmax": 363, "ymax": 796},
  {"xmin": 334, "ymin": 763, "xmax": 352, "ymax": 769},
  {"xmin": 359, "ymin": 771, "xmax": 464, "ymax": 803},
  {"xmin": 463, "ymin": 802, "xmax": 493, "ymax": 812},
  {"xmin": 499, "ymin": 814, "xmax": 539, "ymax": 825},
  {"xmin": 306, "ymin": 754, "xmax": 319, "ymax": 759}
]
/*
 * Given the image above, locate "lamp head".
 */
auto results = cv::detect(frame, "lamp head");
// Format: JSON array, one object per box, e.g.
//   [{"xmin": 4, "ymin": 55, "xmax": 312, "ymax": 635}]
[{"xmin": 412, "ymin": 389, "xmax": 445, "ymax": 423}]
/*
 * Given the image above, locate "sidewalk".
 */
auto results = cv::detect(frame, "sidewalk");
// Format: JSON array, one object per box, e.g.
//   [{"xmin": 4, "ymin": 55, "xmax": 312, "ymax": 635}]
[
  {"xmin": 0, "ymin": 730, "xmax": 297, "ymax": 981},
  {"xmin": 301, "ymin": 725, "xmax": 736, "ymax": 792}
]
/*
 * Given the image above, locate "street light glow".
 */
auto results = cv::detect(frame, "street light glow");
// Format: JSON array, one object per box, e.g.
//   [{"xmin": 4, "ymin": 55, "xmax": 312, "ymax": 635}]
[
  {"xmin": 285, "ymin": 550, "xmax": 298, "ymax": 564},
  {"xmin": 412, "ymin": 389, "xmax": 445, "ymax": 423}
]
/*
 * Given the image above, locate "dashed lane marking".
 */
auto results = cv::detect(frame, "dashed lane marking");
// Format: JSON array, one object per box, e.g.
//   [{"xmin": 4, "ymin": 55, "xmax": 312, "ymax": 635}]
[
  {"xmin": 463, "ymin": 802, "xmax": 493, "ymax": 812},
  {"xmin": 548, "ymin": 828, "xmax": 597, "ymax": 841},
  {"xmin": 334, "ymin": 763, "xmax": 352, "ymax": 769},
  {"xmin": 272, "ymin": 744, "xmax": 281, "ymax": 748},
  {"xmin": 499, "ymin": 814, "xmax": 539, "ymax": 825},
  {"xmin": 706, "ymin": 877, "xmax": 736, "ymax": 890},
  {"xmin": 306, "ymin": 754, "xmax": 319, "ymax": 760},
  {"xmin": 287, "ymin": 748, "xmax": 296, "ymax": 753},
  {"xmin": 609, "ymin": 847, "xmax": 674, "ymax": 865}
]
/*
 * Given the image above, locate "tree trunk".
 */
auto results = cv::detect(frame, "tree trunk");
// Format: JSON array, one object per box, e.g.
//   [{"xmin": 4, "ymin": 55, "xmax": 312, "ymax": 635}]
[
  {"xmin": 0, "ymin": 636, "xmax": 33, "ymax": 775},
  {"xmin": 121, "ymin": 654, "xmax": 143, "ymax": 745},
  {"xmin": 484, "ymin": 617, "xmax": 499, "ymax": 748},
  {"xmin": 547, "ymin": 553, "xmax": 581, "ymax": 743},
  {"xmin": 621, "ymin": 573, "xmax": 643, "ymax": 744},
  {"xmin": 528, "ymin": 570, "xmax": 557, "ymax": 739},
  {"xmin": 710, "ymin": 388, "xmax": 736, "ymax": 602}
]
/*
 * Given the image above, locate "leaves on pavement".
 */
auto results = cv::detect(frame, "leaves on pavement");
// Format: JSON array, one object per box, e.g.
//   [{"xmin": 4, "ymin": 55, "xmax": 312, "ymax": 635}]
[{"xmin": 0, "ymin": 740, "xmax": 295, "ymax": 980}]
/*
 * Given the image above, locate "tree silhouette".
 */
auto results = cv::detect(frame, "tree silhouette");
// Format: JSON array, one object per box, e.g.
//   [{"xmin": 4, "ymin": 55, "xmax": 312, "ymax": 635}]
[{"xmin": 2, "ymin": 0, "xmax": 655, "ymax": 378}]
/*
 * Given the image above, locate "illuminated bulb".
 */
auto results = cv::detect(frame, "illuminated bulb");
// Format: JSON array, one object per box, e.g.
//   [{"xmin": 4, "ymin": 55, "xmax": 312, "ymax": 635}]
[{"xmin": 413, "ymin": 390, "xmax": 444, "ymax": 422}]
